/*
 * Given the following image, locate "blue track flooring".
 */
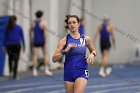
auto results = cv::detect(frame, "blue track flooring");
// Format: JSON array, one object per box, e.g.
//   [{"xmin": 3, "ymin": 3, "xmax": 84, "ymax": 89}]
[{"xmin": 0, "ymin": 65, "xmax": 140, "ymax": 93}]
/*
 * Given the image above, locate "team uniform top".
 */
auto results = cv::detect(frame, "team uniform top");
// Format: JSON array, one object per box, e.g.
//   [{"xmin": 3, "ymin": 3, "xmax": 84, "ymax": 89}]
[
  {"xmin": 100, "ymin": 23, "xmax": 110, "ymax": 42},
  {"xmin": 33, "ymin": 20, "xmax": 45, "ymax": 44},
  {"xmin": 79, "ymin": 23, "xmax": 84, "ymax": 35},
  {"xmin": 100, "ymin": 23, "xmax": 111, "ymax": 52},
  {"xmin": 64, "ymin": 33, "xmax": 87, "ymax": 70},
  {"xmin": 4, "ymin": 24, "xmax": 25, "ymax": 47}
]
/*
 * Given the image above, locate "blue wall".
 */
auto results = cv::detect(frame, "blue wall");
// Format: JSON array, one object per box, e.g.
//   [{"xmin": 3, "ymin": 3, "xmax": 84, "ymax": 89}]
[{"xmin": 0, "ymin": 16, "xmax": 10, "ymax": 76}]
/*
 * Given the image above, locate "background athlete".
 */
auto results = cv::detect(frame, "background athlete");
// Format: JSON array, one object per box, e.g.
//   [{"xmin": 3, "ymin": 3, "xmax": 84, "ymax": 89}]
[
  {"xmin": 94, "ymin": 15, "xmax": 115, "ymax": 77},
  {"xmin": 30, "ymin": 10, "xmax": 53, "ymax": 76},
  {"xmin": 4, "ymin": 15, "xmax": 25, "ymax": 80}
]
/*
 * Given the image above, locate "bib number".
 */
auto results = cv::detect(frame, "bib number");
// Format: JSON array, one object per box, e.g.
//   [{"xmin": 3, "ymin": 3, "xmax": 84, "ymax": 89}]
[{"xmin": 85, "ymin": 70, "xmax": 89, "ymax": 77}]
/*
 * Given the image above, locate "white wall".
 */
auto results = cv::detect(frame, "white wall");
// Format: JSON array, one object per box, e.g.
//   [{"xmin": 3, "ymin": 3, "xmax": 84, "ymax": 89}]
[
  {"xmin": 0, "ymin": 0, "xmax": 8, "ymax": 16},
  {"xmin": 84, "ymin": 0, "xmax": 140, "ymax": 64},
  {"xmin": 31, "ymin": 0, "xmax": 65, "ymax": 69},
  {"xmin": 31, "ymin": 0, "xmax": 51, "ymax": 59},
  {"xmin": 16, "ymin": 0, "xmax": 140, "ymax": 65},
  {"xmin": 1, "ymin": 0, "xmax": 30, "ymax": 75},
  {"xmin": 1, "ymin": 0, "xmax": 140, "ymax": 73},
  {"xmin": 58, "ymin": 0, "xmax": 71, "ymax": 37}
]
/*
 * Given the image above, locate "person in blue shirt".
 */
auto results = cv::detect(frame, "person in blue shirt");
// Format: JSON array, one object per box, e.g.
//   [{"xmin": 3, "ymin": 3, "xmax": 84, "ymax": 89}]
[
  {"xmin": 30, "ymin": 10, "xmax": 53, "ymax": 76},
  {"xmin": 52, "ymin": 15, "xmax": 96, "ymax": 93},
  {"xmin": 3, "ymin": 15, "xmax": 25, "ymax": 80},
  {"xmin": 94, "ymin": 15, "xmax": 115, "ymax": 77},
  {"xmin": 79, "ymin": 17, "xmax": 86, "ymax": 35}
]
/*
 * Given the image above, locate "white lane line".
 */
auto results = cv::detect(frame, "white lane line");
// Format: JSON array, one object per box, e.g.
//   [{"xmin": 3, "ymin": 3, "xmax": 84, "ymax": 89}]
[
  {"xmin": 46, "ymin": 89, "xmax": 65, "ymax": 93},
  {"xmin": 90, "ymin": 86, "xmax": 140, "ymax": 93},
  {"xmin": 45, "ymin": 83, "xmax": 130, "ymax": 93},
  {"xmin": 4, "ymin": 85, "xmax": 63, "ymax": 93},
  {"xmin": 1, "ymin": 77, "xmax": 140, "ymax": 88},
  {"xmin": 1, "ymin": 82, "xmax": 47, "ymax": 88},
  {"xmin": 2, "ymin": 78, "xmax": 140, "ymax": 93},
  {"xmin": 3, "ymin": 82, "xmax": 127, "ymax": 93},
  {"xmin": 87, "ymin": 83, "xmax": 128, "ymax": 88},
  {"xmin": 89, "ymin": 78, "xmax": 140, "ymax": 83}
]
